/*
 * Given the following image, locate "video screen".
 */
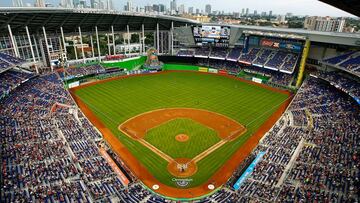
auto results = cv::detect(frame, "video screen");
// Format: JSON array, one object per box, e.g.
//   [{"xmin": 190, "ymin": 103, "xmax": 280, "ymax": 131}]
[
  {"xmin": 193, "ymin": 26, "xmax": 231, "ymax": 47},
  {"xmin": 201, "ymin": 26, "xmax": 221, "ymax": 38}
]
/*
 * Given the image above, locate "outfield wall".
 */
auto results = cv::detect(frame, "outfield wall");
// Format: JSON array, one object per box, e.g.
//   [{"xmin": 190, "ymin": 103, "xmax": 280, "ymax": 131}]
[
  {"xmin": 101, "ymin": 56, "xmax": 146, "ymax": 70},
  {"xmin": 163, "ymin": 64, "xmax": 199, "ymax": 71}
]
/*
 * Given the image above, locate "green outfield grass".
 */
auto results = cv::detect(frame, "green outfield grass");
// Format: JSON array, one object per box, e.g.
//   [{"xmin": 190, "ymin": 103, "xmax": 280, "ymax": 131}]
[
  {"xmin": 144, "ymin": 118, "xmax": 221, "ymax": 159},
  {"xmin": 74, "ymin": 70, "xmax": 289, "ymax": 188}
]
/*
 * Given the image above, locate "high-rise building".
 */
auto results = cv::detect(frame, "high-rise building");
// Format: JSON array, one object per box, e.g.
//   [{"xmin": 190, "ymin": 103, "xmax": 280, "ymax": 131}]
[
  {"xmin": 170, "ymin": 0, "xmax": 177, "ymax": 12},
  {"xmin": 254, "ymin": 10, "xmax": 257, "ymax": 16},
  {"xmin": 278, "ymin": 15, "xmax": 286, "ymax": 23},
  {"xmin": 13, "ymin": 0, "xmax": 23, "ymax": 7},
  {"xmin": 125, "ymin": 0, "xmax": 133, "ymax": 12},
  {"xmin": 205, "ymin": 4, "xmax": 211, "ymax": 15},
  {"xmin": 90, "ymin": 0, "xmax": 96, "ymax": 8},
  {"xmin": 233, "ymin": 12, "xmax": 240, "ymax": 18},
  {"xmin": 79, "ymin": 0, "xmax": 86, "ymax": 8},
  {"xmin": 245, "ymin": 8, "xmax": 249, "ymax": 16},
  {"xmin": 241, "ymin": 8, "xmax": 245, "ymax": 16},
  {"xmin": 35, "ymin": 0, "xmax": 45, "ymax": 7},
  {"xmin": 159, "ymin": 4, "xmax": 166, "ymax": 12},
  {"xmin": 178, "ymin": 4, "xmax": 185, "ymax": 14},
  {"xmin": 188, "ymin": 7, "xmax": 194, "ymax": 14},
  {"xmin": 269, "ymin": 10, "xmax": 273, "ymax": 17},
  {"xmin": 144, "ymin": 5, "xmax": 153, "ymax": 12},
  {"xmin": 304, "ymin": 16, "xmax": 345, "ymax": 32},
  {"xmin": 61, "ymin": 0, "xmax": 73, "ymax": 8},
  {"xmin": 73, "ymin": 0, "xmax": 80, "ymax": 8},
  {"xmin": 153, "ymin": 4, "xmax": 160, "ymax": 12},
  {"xmin": 196, "ymin": 8, "xmax": 200, "ymax": 14}
]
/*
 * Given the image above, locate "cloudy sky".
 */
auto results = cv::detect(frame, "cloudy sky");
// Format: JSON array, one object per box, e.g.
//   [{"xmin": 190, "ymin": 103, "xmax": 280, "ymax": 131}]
[{"xmin": 0, "ymin": 0, "xmax": 356, "ymax": 17}]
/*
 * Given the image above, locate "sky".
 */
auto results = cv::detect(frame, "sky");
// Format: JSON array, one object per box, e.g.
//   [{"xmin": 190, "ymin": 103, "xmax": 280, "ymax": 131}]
[{"xmin": 0, "ymin": 0, "xmax": 357, "ymax": 17}]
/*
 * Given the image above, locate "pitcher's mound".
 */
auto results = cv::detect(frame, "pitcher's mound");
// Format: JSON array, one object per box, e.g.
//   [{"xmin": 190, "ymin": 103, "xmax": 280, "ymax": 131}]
[
  {"xmin": 167, "ymin": 158, "xmax": 197, "ymax": 178},
  {"xmin": 175, "ymin": 134, "xmax": 189, "ymax": 142}
]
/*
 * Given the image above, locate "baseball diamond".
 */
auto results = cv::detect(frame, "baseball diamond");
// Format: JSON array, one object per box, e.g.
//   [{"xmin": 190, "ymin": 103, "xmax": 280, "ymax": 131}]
[{"xmin": 70, "ymin": 70, "xmax": 291, "ymax": 197}]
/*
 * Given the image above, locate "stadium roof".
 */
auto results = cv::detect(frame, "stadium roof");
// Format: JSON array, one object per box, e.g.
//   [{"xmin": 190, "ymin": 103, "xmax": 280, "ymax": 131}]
[
  {"xmin": 320, "ymin": 0, "xmax": 360, "ymax": 17},
  {"xmin": 206, "ymin": 24, "xmax": 360, "ymax": 46},
  {"xmin": 0, "ymin": 8, "xmax": 199, "ymax": 35}
]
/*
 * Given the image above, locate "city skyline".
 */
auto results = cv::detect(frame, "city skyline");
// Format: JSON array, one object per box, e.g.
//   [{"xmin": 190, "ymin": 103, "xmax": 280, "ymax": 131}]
[{"xmin": 0, "ymin": 0, "xmax": 357, "ymax": 17}]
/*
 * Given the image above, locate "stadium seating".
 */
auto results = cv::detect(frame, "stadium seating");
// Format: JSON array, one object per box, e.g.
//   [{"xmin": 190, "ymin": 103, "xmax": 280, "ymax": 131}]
[
  {"xmin": 324, "ymin": 51, "xmax": 356, "ymax": 65},
  {"xmin": 324, "ymin": 51, "xmax": 360, "ymax": 74},
  {"xmin": 209, "ymin": 47, "xmax": 229, "ymax": 59},
  {"xmin": 0, "ymin": 70, "xmax": 34, "ymax": 98},
  {"xmin": 265, "ymin": 51, "xmax": 288, "ymax": 69},
  {"xmin": 64, "ymin": 64, "xmax": 105, "ymax": 79},
  {"xmin": 233, "ymin": 77, "xmax": 359, "ymax": 202},
  {"xmin": 226, "ymin": 47, "xmax": 243, "ymax": 61},
  {"xmin": 194, "ymin": 47, "xmax": 211, "ymax": 57},
  {"xmin": 315, "ymin": 71, "xmax": 360, "ymax": 98},
  {"xmin": 177, "ymin": 49, "xmax": 195, "ymax": 57},
  {"xmin": 239, "ymin": 48, "xmax": 261, "ymax": 63},
  {"xmin": 339, "ymin": 54, "xmax": 360, "ymax": 73},
  {"xmin": 280, "ymin": 53, "xmax": 299, "ymax": 73},
  {"xmin": 0, "ymin": 57, "xmax": 358, "ymax": 202},
  {"xmin": 253, "ymin": 49, "xmax": 273, "ymax": 65},
  {"xmin": 0, "ymin": 52, "xmax": 25, "ymax": 68}
]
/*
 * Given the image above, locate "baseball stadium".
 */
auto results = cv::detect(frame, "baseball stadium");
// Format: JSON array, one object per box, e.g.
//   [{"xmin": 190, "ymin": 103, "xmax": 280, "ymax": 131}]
[{"xmin": 0, "ymin": 1, "xmax": 360, "ymax": 202}]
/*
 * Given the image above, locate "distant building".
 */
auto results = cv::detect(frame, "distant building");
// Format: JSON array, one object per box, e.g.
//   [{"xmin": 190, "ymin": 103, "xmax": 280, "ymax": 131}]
[
  {"xmin": 124, "ymin": 0, "xmax": 133, "ymax": 12},
  {"xmin": 233, "ymin": 12, "xmax": 240, "ymax": 18},
  {"xmin": 159, "ymin": 4, "xmax": 166, "ymax": 12},
  {"xmin": 12, "ymin": 0, "xmax": 23, "ymax": 7},
  {"xmin": 153, "ymin": 4, "xmax": 160, "ymax": 12},
  {"xmin": 188, "ymin": 7, "xmax": 194, "ymax": 14},
  {"xmin": 304, "ymin": 16, "xmax": 345, "ymax": 32},
  {"xmin": 196, "ymin": 8, "xmax": 200, "ymax": 15},
  {"xmin": 277, "ymin": 15, "xmax": 286, "ymax": 23},
  {"xmin": 205, "ymin": 4, "xmax": 211, "ymax": 15},
  {"xmin": 241, "ymin": 8, "xmax": 245, "ymax": 16},
  {"xmin": 61, "ymin": 0, "xmax": 73, "ymax": 8},
  {"xmin": 79, "ymin": 0, "xmax": 86, "ymax": 8},
  {"xmin": 35, "ymin": 0, "xmax": 45, "ymax": 7},
  {"xmin": 254, "ymin": 10, "xmax": 257, "ymax": 16},
  {"xmin": 184, "ymin": 14, "xmax": 210, "ymax": 23},
  {"xmin": 170, "ymin": 0, "xmax": 177, "ymax": 12},
  {"xmin": 245, "ymin": 8, "xmax": 249, "ymax": 16},
  {"xmin": 178, "ymin": 4, "xmax": 185, "ymax": 14},
  {"xmin": 144, "ymin": 5, "xmax": 153, "ymax": 13},
  {"xmin": 269, "ymin": 10, "xmax": 273, "ymax": 17},
  {"xmin": 72, "ymin": 0, "xmax": 79, "ymax": 8}
]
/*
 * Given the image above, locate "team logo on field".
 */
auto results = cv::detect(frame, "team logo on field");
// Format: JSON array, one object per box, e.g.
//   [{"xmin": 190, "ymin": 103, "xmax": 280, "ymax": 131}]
[{"xmin": 172, "ymin": 178, "xmax": 193, "ymax": 187}]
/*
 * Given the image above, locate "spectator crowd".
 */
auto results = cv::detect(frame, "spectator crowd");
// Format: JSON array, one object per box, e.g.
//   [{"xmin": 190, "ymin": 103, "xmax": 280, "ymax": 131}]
[{"xmin": 0, "ymin": 54, "xmax": 359, "ymax": 202}]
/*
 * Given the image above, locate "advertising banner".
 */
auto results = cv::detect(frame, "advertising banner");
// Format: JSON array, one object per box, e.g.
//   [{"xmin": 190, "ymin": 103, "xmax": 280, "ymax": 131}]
[
  {"xmin": 208, "ymin": 68, "xmax": 218, "ymax": 73},
  {"xmin": 233, "ymin": 151, "xmax": 266, "ymax": 190},
  {"xmin": 355, "ymin": 97, "xmax": 360, "ymax": 105},
  {"xmin": 198, "ymin": 67, "xmax": 208, "ymax": 72},
  {"xmin": 252, "ymin": 77, "xmax": 262, "ymax": 84},
  {"xmin": 68, "ymin": 81, "xmax": 80, "ymax": 88},
  {"xmin": 99, "ymin": 148, "xmax": 130, "ymax": 186},
  {"xmin": 218, "ymin": 69, "xmax": 228, "ymax": 75}
]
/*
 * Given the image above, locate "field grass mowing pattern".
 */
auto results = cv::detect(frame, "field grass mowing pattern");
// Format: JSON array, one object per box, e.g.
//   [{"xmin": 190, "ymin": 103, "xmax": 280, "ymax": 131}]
[
  {"xmin": 144, "ymin": 118, "xmax": 221, "ymax": 159},
  {"xmin": 75, "ymin": 71, "xmax": 288, "ymax": 187}
]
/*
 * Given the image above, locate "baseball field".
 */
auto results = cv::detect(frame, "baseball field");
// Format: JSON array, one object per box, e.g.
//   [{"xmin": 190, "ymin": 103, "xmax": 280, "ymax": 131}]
[{"xmin": 71, "ymin": 70, "xmax": 290, "ymax": 198}]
